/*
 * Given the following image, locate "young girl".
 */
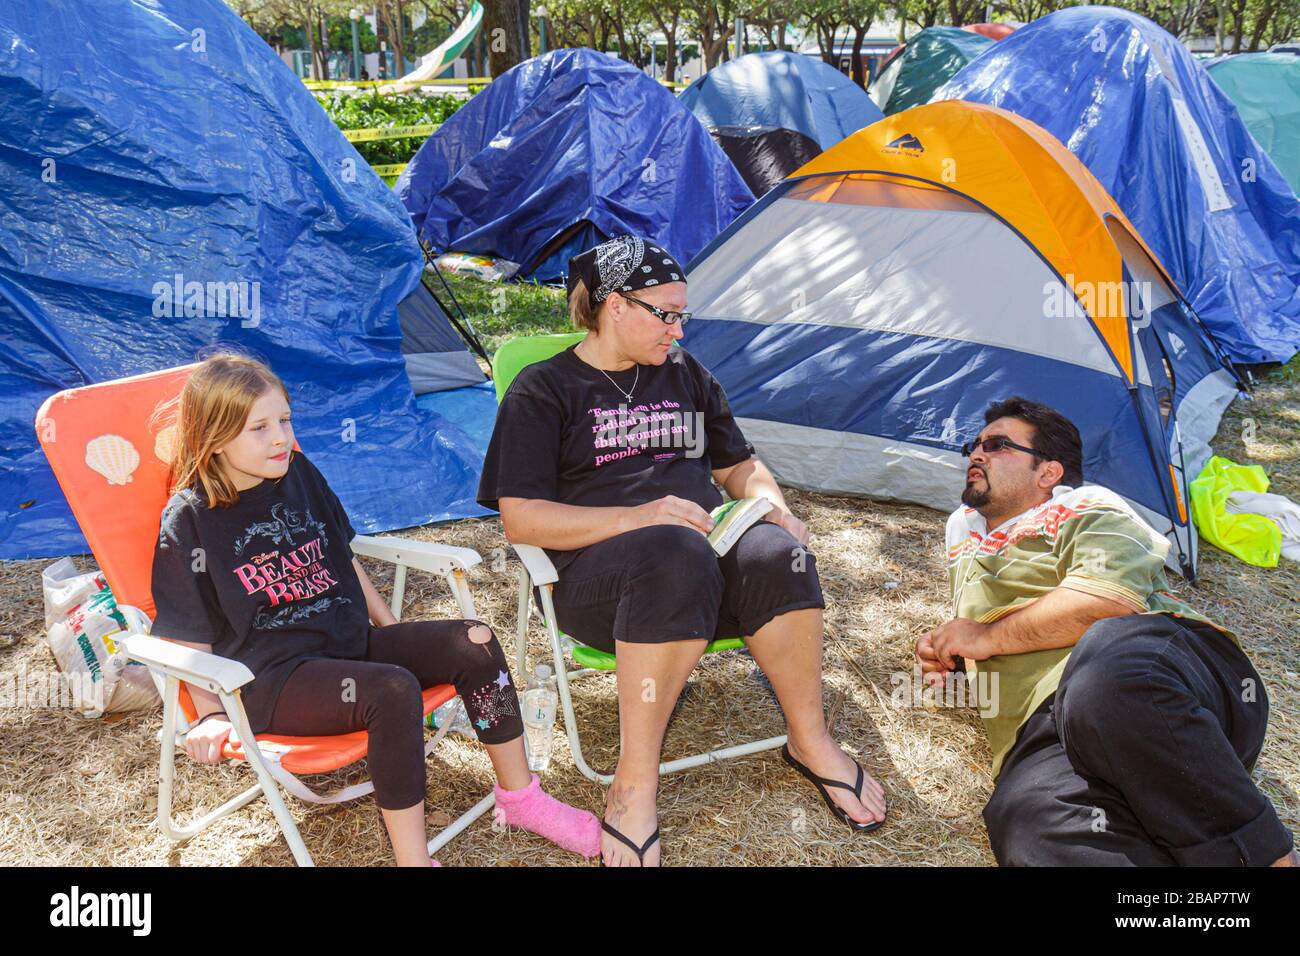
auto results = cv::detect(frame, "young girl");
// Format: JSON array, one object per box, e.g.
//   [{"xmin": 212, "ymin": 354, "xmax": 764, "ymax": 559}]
[{"xmin": 150, "ymin": 351, "xmax": 600, "ymax": 866}]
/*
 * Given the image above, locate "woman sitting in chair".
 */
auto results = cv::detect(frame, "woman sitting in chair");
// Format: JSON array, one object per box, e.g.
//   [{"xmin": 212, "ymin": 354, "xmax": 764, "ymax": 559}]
[
  {"xmin": 152, "ymin": 351, "xmax": 600, "ymax": 866},
  {"xmin": 478, "ymin": 236, "xmax": 889, "ymax": 867}
]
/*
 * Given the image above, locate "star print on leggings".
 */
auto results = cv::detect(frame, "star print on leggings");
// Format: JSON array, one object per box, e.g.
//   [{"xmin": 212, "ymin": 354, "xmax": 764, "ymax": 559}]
[{"xmin": 469, "ymin": 678, "xmax": 516, "ymax": 730}]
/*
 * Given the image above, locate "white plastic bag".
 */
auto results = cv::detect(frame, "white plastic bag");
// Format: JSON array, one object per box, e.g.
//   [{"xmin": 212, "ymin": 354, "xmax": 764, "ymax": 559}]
[
  {"xmin": 1226, "ymin": 490, "xmax": 1300, "ymax": 562},
  {"xmin": 42, "ymin": 557, "xmax": 160, "ymax": 717},
  {"xmin": 432, "ymin": 252, "xmax": 521, "ymax": 283}
]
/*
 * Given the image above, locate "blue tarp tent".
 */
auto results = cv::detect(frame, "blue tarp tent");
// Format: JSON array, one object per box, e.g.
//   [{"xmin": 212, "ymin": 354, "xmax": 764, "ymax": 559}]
[
  {"xmin": 937, "ymin": 7, "xmax": 1300, "ymax": 366},
  {"xmin": 0, "ymin": 0, "xmax": 491, "ymax": 560},
  {"xmin": 396, "ymin": 49, "xmax": 755, "ymax": 281},
  {"xmin": 679, "ymin": 50, "xmax": 883, "ymax": 194}
]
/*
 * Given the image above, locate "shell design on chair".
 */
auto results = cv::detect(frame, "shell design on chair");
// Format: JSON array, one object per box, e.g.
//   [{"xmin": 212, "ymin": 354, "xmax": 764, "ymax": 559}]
[
  {"xmin": 85, "ymin": 434, "xmax": 141, "ymax": 486},
  {"xmin": 153, "ymin": 424, "xmax": 179, "ymax": 465}
]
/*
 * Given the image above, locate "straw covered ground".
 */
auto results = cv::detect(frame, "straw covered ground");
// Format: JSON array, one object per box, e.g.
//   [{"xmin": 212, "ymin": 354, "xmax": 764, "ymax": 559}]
[{"xmin": 1, "ymin": 358, "xmax": 1296, "ymax": 867}]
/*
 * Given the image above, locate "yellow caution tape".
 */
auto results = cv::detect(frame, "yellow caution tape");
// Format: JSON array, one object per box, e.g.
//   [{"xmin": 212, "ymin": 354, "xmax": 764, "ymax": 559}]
[
  {"xmin": 370, "ymin": 163, "xmax": 410, "ymax": 176},
  {"xmin": 305, "ymin": 77, "xmax": 492, "ymax": 90},
  {"xmin": 342, "ymin": 124, "xmax": 439, "ymax": 143}
]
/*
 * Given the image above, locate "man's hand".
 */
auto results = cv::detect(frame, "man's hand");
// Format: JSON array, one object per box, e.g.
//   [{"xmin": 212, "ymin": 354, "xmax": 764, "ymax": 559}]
[
  {"xmin": 914, "ymin": 632, "xmax": 949, "ymax": 687},
  {"xmin": 917, "ymin": 618, "xmax": 997, "ymax": 685},
  {"xmin": 763, "ymin": 507, "xmax": 810, "ymax": 547}
]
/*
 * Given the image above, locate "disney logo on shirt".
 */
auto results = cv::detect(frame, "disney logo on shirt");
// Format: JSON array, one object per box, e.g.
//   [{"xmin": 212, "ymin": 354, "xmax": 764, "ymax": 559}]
[{"xmin": 230, "ymin": 502, "xmax": 352, "ymax": 629}]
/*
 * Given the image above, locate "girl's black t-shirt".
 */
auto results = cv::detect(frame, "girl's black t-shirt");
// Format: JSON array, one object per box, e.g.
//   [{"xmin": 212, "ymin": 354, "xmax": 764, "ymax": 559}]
[
  {"xmin": 150, "ymin": 452, "xmax": 371, "ymax": 733},
  {"xmin": 477, "ymin": 343, "xmax": 755, "ymax": 570}
]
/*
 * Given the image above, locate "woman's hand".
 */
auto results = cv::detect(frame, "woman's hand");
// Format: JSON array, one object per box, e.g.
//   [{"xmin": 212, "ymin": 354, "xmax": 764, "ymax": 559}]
[
  {"xmin": 624, "ymin": 495, "xmax": 715, "ymax": 535},
  {"xmin": 764, "ymin": 507, "xmax": 810, "ymax": 547},
  {"xmin": 185, "ymin": 716, "xmax": 235, "ymax": 764}
]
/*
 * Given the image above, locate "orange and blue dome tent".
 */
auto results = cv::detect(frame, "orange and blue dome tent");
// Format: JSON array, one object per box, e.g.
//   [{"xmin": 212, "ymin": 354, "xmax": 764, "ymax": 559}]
[{"xmin": 683, "ymin": 101, "xmax": 1243, "ymax": 579}]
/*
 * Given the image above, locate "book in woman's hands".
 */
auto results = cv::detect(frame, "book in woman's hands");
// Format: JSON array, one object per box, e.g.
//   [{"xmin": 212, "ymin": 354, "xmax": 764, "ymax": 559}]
[{"xmin": 707, "ymin": 497, "xmax": 774, "ymax": 556}]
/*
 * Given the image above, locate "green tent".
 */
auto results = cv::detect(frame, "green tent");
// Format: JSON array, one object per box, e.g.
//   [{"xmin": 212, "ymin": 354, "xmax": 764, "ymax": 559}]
[
  {"xmin": 1208, "ymin": 52, "xmax": 1300, "ymax": 195},
  {"xmin": 870, "ymin": 27, "xmax": 994, "ymax": 115}
]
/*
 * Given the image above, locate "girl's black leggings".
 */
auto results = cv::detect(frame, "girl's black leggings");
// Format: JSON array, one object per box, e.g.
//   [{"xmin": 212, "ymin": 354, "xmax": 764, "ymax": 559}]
[{"xmin": 264, "ymin": 619, "xmax": 523, "ymax": 809}]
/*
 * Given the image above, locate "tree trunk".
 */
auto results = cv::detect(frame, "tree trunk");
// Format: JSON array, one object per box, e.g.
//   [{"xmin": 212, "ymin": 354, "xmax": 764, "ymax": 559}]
[
  {"xmin": 319, "ymin": 12, "xmax": 330, "ymax": 79},
  {"xmin": 375, "ymin": 2, "xmax": 389, "ymax": 74},
  {"xmin": 653, "ymin": 12, "xmax": 680, "ymax": 81},
  {"xmin": 392, "ymin": 1, "xmax": 405, "ymax": 73},
  {"xmin": 1214, "ymin": 0, "xmax": 1226, "ymax": 55},
  {"xmin": 851, "ymin": 24, "xmax": 867, "ymax": 87},
  {"xmin": 819, "ymin": 21, "xmax": 844, "ymax": 67},
  {"xmin": 615, "ymin": 18, "xmax": 631, "ymax": 63},
  {"xmin": 482, "ymin": 0, "xmax": 527, "ymax": 74},
  {"xmin": 1248, "ymin": 0, "xmax": 1277, "ymax": 50},
  {"xmin": 518, "ymin": 0, "xmax": 531, "ymax": 56},
  {"xmin": 305, "ymin": 18, "xmax": 320, "ymax": 79}
]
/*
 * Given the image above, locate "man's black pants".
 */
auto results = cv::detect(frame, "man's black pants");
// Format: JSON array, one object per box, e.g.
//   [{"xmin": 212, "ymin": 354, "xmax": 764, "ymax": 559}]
[{"xmin": 984, "ymin": 614, "xmax": 1294, "ymax": 866}]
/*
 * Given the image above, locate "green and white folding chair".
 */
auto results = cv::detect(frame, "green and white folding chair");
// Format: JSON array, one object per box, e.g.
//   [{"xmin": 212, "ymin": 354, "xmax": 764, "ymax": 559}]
[{"xmin": 494, "ymin": 333, "xmax": 787, "ymax": 784}]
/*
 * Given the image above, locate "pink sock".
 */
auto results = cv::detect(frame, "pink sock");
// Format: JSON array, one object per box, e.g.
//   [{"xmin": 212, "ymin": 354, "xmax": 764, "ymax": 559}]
[{"xmin": 493, "ymin": 774, "xmax": 601, "ymax": 858}]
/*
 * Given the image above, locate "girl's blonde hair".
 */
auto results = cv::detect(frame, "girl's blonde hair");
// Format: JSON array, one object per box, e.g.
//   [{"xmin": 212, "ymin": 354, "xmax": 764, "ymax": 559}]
[
  {"xmin": 151, "ymin": 350, "xmax": 290, "ymax": 508},
  {"xmin": 568, "ymin": 277, "xmax": 600, "ymax": 332}
]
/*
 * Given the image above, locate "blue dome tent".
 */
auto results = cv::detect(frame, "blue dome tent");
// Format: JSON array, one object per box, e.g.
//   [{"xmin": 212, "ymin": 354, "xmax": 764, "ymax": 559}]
[
  {"xmin": 396, "ymin": 49, "xmax": 755, "ymax": 282},
  {"xmin": 938, "ymin": 7, "xmax": 1300, "ymax": 367},
  {"xmin": 679, "ymin": 50, "xmax": 883, "ymax": 195},
  {"xmin": 0, "ymin": 0, "xmax": 491, "ymax": 560}
]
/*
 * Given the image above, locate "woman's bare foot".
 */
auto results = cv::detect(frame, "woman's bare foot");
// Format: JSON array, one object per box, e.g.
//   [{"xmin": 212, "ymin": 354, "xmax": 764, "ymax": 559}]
[
  {"xmin": 602, "ymin": 772, "xmax": 661, "ymax": 867},
  {"xmin": 785, "ymin": 734, "xmax": 887, "ymax": 826}
]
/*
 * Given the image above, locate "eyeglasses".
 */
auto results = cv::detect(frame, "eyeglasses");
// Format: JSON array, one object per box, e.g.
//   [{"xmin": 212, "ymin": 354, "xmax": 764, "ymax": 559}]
[
  {"xmin": 960, "ymin": 436, "xmax": 1043, "ymax": 459},
  {"xmin": 620, "ymin": 292, "xmax": 692, "ymax": 328}
]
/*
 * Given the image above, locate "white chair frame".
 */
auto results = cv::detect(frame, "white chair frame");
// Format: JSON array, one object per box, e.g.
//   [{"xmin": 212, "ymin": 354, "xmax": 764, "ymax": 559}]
[
  {"xmin": 510, "ymin": 543, "xmax": 787, "ymax": 785},
  {"xmin": 124, "ymin": 534, "xmax": 494, "ymax": 866}
]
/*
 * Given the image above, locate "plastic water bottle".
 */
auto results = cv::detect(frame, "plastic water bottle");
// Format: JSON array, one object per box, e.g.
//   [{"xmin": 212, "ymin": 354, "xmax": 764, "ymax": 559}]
[
  {"xmin": 522, "ymin": 664, "xmax": 558, "ymax": 772},
  {"xmin": 425, "ymin": 698, "xmax": 474, "ymax": 738}
]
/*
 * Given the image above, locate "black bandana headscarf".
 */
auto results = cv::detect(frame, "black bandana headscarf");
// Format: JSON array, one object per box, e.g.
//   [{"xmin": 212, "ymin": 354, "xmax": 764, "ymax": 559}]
[{"xmin": 566, "ymin": 236, "xmax": 685, "ymax": 309}]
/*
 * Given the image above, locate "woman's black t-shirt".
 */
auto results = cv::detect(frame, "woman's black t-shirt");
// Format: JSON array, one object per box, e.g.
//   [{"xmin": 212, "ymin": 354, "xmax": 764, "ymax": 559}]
[
  {"xmin": 476, "ymin": 343, "xmax": 755, "ymax": 570},
  {"xmin": 150, "ymin": 452, "xmax": 371, "ymax": 733}
]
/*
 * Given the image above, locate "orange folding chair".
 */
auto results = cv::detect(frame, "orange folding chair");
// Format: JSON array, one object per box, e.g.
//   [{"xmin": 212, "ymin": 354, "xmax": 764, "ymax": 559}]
[{"xmin": 36, "ymin": 363, "xmax": 494, "ymax": 866}]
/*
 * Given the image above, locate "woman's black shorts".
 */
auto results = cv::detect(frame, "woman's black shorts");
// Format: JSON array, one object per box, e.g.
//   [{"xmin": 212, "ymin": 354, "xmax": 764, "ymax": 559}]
[{"xmin": 548, "ymin": 521, "xmax": 824, "ymax": 653}]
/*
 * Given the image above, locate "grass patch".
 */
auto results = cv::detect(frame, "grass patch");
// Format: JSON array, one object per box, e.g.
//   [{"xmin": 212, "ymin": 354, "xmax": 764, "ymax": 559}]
[{"xmin": 432, "ymin": 274, "xmax": 570, "ymax": 356}]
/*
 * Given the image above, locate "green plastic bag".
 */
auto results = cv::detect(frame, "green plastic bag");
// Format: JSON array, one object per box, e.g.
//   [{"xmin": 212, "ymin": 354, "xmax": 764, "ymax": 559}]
[{"xmin": 1189, "ymin": 455, "xmax": 1282, "ymax": 567}]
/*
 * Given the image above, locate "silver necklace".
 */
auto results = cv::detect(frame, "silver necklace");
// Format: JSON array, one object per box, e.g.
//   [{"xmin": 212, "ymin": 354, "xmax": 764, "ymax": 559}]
[
  {"xmin": 579, "ymin": 343, "xmax": 639, "ymax": 401},
  {"xmin": 598, "ymin": 364, "xmax": 639, "ymax": 403}
]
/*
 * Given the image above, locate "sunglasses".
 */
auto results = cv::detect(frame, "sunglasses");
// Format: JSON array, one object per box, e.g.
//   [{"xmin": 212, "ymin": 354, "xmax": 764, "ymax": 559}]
[
  {"xmin": 960, "ymin": 436, "xmax": 1044, "ymax": 459},
  {"xmin": 621, "ymin": 292, "xmax": 692, "ymax": 328}
]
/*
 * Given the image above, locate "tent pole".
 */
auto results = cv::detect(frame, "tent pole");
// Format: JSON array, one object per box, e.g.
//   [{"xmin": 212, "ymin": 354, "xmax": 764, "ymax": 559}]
[{"xmin": 420, "ymin": 243, "xmax": 493, "ymax": 370}]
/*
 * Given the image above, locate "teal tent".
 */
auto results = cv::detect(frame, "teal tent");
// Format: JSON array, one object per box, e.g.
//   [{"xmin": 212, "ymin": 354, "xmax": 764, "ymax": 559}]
[
  {"xmin": 870, "ymin": 26, "xmax": 993, "ymax": 115},
  {"xmin": 1208, "ymin": 52, "xmax": 1300, "ymax": 195}
]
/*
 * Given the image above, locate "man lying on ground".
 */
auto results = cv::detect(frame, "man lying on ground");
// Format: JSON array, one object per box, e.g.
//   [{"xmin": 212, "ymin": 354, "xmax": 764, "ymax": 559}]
[{"xmin": 916, "ymin": 396, "xmax": 1296, "ymax": 866}]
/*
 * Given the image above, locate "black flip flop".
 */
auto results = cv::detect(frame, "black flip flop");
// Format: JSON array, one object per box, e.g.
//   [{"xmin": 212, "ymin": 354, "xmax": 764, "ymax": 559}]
[
  {"xmin": 782, "ymin": 744, "xmax": 886, "ymax": 832},
  {"xmin": 599, "ymin": 819, "xmax": 661, "ymax": 866}
]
